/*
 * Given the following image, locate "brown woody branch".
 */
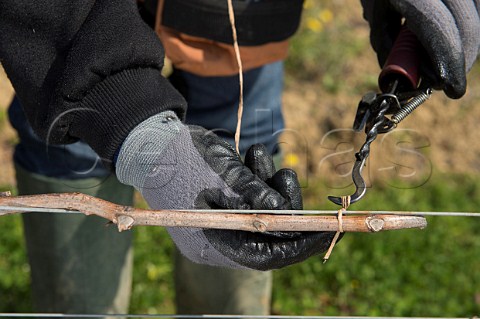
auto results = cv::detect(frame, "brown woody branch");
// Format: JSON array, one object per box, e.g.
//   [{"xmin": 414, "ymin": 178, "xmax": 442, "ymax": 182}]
[{"xmin": 0, "ymin": 192, "xmax": 427, "ymax": 233}]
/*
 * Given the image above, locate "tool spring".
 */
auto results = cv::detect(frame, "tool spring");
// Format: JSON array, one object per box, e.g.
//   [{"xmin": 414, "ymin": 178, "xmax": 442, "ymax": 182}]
[{"xmin": 391, "ymin": 88, "xmax": 432, "ymax": 124}]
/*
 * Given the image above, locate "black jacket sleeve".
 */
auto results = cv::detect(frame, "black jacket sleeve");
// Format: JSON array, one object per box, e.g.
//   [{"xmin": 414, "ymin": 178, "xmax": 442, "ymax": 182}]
[{"xmin": 0, "ymin": 0, "xmax": 187, "ymax": 169}]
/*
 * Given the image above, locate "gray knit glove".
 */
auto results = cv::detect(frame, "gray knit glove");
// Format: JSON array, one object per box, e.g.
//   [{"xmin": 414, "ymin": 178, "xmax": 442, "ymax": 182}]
[
  {"xmin": 116, "ymin": 111, "xmax": 336, "ymax": 270},
  {"xmin": 361, "ymin": 0, "xmax": 480, "ymax": 98}
]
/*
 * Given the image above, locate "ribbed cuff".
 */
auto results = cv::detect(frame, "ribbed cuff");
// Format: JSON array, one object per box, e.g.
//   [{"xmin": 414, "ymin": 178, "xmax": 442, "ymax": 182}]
[{"xmin": 71, "ymin": 68, "xmax": 187, "ymax": 170}]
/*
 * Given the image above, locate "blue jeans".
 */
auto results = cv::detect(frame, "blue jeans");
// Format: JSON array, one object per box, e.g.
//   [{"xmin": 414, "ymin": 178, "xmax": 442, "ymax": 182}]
[{"xmin": 9, "ymin": 61, "xmax": 285, "ymax": 178}]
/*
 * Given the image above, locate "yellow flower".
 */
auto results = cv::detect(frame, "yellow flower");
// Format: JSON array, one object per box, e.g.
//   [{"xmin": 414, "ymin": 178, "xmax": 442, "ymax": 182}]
[
  {"xmin": 147, "ymin": 263, "xmax": 160, "ymax": 280},
  {"xmin": 319, "ymin": 9, "xmax": 333, "ymax": 23},
  {"xmin": 285, "ymin": 153, "xmax": 300, "ymax": 167},
  {"xmin": 306, "ymin": 18, "xmax": 323, "ymax": 33}
]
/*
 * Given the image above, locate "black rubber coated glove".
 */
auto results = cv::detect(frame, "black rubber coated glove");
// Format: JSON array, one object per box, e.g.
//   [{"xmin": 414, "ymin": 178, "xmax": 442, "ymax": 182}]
[
  {"xmin": 199, "ymin": 143, "xmax": 338, "ymax": 271},
  {"xmin": 361, "ymin": 0, "xmax": 480, "ymax": 98},
  {"xmin": 116, "ymin": 111, "xmax": 337, "ymax": 270}
]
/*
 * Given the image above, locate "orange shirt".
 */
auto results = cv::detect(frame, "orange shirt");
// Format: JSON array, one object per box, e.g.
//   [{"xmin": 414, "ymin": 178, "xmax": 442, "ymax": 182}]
[{"xmin": 155, "ymin": 0, "xmax": 289, "ymax": 77}]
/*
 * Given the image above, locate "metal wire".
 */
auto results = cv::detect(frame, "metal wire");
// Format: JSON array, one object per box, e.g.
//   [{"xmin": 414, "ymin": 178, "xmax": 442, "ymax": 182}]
[
  {"xmin": 0, "ymin": 206, "xmax": 79, "ymax": 214},
  {"xmin": 0, "ymin": 314, "xmax": 470, "ymax": 319},
  {"xmin": 0, "ymin": 206, "xmax": 479, "ymax": 217},
  {"xmin": 182, "ymin": 210, "xmax": 479, "ymax": 217}
]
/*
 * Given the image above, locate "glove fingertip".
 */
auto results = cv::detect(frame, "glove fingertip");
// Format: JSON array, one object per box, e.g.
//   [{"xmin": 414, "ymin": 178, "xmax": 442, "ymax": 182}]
[
  {"xmin": 444, "ymin": 79, "xmax": 467, "ymax": 99},
  {"xmin": 244, "ymin": 144, "xmax": 276, "ymax": 181},
  {"xmin": 269, "ymin": 168, "xmax": 303, "ymax": 210}
]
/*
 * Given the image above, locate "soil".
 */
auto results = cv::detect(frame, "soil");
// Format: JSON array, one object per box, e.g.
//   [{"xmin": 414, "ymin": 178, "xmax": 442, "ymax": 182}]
[{"xmin": 281, "ymin": 74, "xmax": 480, "ymax": 187}]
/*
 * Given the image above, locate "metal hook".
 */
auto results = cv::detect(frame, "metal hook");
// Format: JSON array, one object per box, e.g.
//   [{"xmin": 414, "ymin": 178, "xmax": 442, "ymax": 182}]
[{"xmin": 328, "ymin": 155, "xmax": 367, "ymax": 206}]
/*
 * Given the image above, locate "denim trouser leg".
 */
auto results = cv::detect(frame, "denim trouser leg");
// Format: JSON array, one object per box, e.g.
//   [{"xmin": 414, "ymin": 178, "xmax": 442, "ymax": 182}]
[
  {"xmin": 172, "ymin": 61, "xmax": 285, "ymax": 155},
  {"xmin": 170, "ymin": 62, "xmax": 285, "ymax": 315}
]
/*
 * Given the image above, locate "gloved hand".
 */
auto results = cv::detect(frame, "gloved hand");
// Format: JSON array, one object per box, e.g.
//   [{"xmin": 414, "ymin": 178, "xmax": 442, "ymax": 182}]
[
  {"xmin": 116, "ymin": 111, "xmax": 337, "ymax": 270},
  {"xmin": 361, "ymin": 0, "xmax": 480, "ymax": 99}
]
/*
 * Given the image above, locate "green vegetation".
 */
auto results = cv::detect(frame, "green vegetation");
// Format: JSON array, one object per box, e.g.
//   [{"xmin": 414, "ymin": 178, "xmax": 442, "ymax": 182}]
[
  {"xmin": 1, "ymin": 0, "xmax": 479, "ymax": 317},
  {"xmin": 1, "ymin": 173, "xmax": 479, "ymax": 316},
  {"xmin": 274, "ymin": 172, "xmax": 480, "ymax": 316},
  {"xmin": 0, "ymin": 186, "xmax": 30, "ymax": 312},
  {"xmin": 284, "ymin": 0, "xmax": 373, "ymax": 94}
]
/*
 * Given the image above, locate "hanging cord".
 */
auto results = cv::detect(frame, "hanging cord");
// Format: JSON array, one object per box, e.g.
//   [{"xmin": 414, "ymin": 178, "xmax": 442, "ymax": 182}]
[
  {"xmin": 323, "ymin": 195, "xmax": 350, "ymax": 262},
  {"xmin": 227, "ymin": 0, "xmax": 244, "ymax": 154}
]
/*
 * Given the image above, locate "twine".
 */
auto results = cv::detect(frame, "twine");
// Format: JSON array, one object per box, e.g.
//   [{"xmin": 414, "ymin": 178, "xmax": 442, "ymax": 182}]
[
  {"xmin": 323, "ymin": 195, "xmax": 350, "ymax": 262},
  {"xmin": 227, "ymin": 0, "xmax": 244, "ymax": 155}
]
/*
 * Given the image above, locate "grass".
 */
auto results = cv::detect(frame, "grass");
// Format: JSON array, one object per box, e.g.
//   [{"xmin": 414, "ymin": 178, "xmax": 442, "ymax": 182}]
[
  {"xmin": 0, "ymin": 172, "xmax": 479, "ymax": 316},
  {"xmin": 273, "ymin": 171, "xmax": 480, "ymax": 316},
  {"xmin": 1, "ymin": 1, "xmax": 479, "ymax": 316},
  {"xmin": 284, "ymin": 0, "xmax": 374, "ymax": 95},
  {"xmin": 0, "ymin": 184, "xmax": 30, "ymax": 312}
]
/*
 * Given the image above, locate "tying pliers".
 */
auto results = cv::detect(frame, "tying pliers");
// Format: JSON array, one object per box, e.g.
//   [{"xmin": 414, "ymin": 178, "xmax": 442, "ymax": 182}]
[{"xmin": 328, "ymin": 26, "xmax": 432, "ymax": 206}]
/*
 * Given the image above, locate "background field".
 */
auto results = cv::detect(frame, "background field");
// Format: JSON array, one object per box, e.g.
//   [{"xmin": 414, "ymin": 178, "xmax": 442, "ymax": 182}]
[{"xmin": 0, "ymin": 0, "xmax": 479, "ymax": 316}]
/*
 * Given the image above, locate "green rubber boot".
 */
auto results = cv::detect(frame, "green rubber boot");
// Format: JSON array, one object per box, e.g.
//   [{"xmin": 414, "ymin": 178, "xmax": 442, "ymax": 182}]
[
  {"xmin": 173, "ymin": 153, "xmax": 283, "ymax": 315},
  {"xmin": 16, "ymin": 164, "xmax": 134, "ymax": 316},
  {"xmin": 174, "ymin": 250, "xmax": 272, "ymax": 315}
]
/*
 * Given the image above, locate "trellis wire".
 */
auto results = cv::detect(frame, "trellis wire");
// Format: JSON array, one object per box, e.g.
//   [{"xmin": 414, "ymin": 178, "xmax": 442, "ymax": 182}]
[
  {"xmin": 0, "ymin": 314, "xmax": 471, "ymax": 319},
  {"xmin": 0, "ymin": 205, "xmax": 478, "ymax": 217}
]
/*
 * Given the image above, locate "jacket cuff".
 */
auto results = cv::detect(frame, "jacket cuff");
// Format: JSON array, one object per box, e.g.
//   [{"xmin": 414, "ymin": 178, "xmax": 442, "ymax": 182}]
[{"xmin": 71, "ymin": 68, "xmax": 187, "ymax": 170}]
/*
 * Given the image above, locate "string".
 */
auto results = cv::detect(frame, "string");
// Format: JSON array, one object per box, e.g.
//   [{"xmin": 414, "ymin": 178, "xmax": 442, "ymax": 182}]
[
  {"xmin": 227, "ymin": 0, "xmax": 244, "ymax": 155},
  {"xmin": 323, "ymin": 196, "xmax": 350, "ymax": 262}
]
